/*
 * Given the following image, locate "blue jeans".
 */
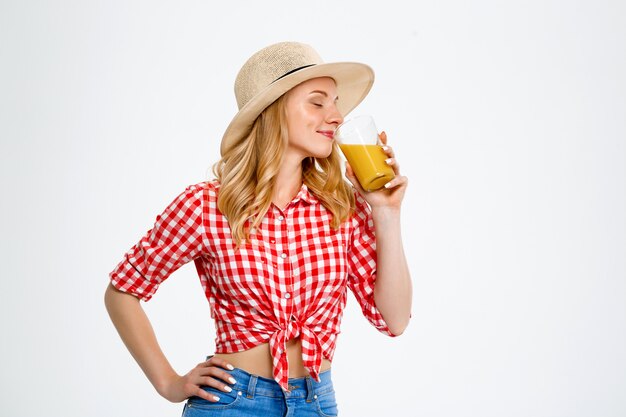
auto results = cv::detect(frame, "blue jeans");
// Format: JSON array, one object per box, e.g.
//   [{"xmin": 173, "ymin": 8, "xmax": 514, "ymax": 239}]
[{"xmin": 181, "ymin": 366, "xmax": 338, "ymax": 417}]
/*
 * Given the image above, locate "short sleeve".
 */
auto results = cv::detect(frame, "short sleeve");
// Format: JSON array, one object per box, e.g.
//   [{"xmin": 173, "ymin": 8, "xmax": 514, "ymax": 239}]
[
  {"xmin": 109, "ymin": 184, "xmax": 206, "ymax": 301},
  {"xmin": 347, "ymin": 193, "xmax": 399, "ymax": 337}
]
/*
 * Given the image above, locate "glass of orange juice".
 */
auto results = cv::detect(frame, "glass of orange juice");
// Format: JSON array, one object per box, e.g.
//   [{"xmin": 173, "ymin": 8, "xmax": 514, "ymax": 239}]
[{"xmin": 335, "ymin": 115, "xmax": 395, "ymax": 192}]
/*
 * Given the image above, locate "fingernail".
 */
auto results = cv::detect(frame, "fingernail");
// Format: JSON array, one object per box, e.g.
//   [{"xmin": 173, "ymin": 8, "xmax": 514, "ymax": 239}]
[
  {"xmin": 382, "ymin": 146, "xmax": 389, "ymax": 151},
  {"xmin": 384, "ymin": 182, "xmax": 392, "ymax": 188},
  {"xmin": 213, "ymin": 395, "xmax": 220, "ymax": 401},
  {"xmin": 224, "ymin": 385, "xmax": 233, "ymax": 392},
  {"xmin": 226, "ymin": 364, "xmax": 234, "ymax": 370},
  {"xmin": 385, "ymin": 158, "xmax": 393, "ymax": 165},
  {"xmin": 229, "ymin": 377, "xmax": 237, "ymax": 384}
]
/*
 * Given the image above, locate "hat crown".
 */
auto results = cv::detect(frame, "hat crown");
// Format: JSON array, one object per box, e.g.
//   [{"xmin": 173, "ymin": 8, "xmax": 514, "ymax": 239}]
[{"xmin": 234, "ymin": 42, "xmax": 324, "ymax": 109}]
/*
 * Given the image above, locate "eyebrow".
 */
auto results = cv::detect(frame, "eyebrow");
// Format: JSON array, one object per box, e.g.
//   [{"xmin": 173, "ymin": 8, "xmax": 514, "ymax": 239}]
[{"xmin": 309, "ymin": 90, "xmax": 339, "ymax": 101}]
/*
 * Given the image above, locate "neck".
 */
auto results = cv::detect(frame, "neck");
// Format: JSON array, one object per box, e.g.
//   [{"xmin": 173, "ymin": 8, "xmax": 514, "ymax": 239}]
[{"xmin": 273, "ymin": 152, "xmax": 304, "ymax": 210}]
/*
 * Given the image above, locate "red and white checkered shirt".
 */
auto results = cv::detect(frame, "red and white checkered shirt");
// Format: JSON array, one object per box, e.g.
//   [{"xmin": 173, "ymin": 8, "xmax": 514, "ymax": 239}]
[{"xmin": 109, "ymin": 180, "xmax": 397, "ymax": 391}]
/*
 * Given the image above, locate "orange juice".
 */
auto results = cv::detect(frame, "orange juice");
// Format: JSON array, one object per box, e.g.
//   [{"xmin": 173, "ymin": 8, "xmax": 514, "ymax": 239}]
[{"xmin": 339, "ymin": 144, "xmax": 395, "ymax": 191}]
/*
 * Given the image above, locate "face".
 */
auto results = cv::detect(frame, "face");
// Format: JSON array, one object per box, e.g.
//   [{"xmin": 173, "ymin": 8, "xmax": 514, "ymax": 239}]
[{"xmin": 283, "ymin": 77, "xmax": 344, "ymax": 160}]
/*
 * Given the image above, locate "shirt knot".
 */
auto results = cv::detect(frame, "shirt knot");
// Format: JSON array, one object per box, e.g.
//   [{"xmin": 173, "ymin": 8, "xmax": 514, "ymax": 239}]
[{"xmin": 268, "ymin": 320, "xmax": 323, "ymax": 391}]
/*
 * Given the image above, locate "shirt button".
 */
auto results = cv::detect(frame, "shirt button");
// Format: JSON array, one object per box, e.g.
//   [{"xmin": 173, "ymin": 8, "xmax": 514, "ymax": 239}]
[
  {"xmin": 284, "ymin": 293, "xmax": 291, "ymax": 299},
  {"xmin": 280, "ymin": 253, "xmax": 287, "ymax": 259},
  {"xmin": 278, "ymin": 215, "xmax": 285, "ymax": 221}
]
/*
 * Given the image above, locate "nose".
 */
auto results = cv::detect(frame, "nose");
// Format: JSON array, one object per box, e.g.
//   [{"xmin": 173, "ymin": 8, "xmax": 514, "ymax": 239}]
[{"xmin": 326, "ymin": 103, "xmax": 344, "ymax": 127}]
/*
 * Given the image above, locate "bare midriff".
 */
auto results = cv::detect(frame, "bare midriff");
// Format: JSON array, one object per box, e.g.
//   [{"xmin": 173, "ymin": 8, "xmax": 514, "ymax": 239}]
[{"xmin": 213, "ymin": 338, "xmax": 332, "ymax": 379}]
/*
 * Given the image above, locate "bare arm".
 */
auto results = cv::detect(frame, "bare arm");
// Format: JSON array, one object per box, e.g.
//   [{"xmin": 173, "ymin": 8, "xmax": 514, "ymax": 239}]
[
  {"xmin": 345, "ymin": 131, "xmax": 412, "ymax": 336},
  {"xmin": 104, "ymin": 283, "xmax": 177, "ymax": 395},
  {"xmin": 371, "ymin": 207, "xmax": 412, "ymax": 335},
  {"xmin": 104, "ymin": 283, "xmax": 236, "ymax": 402}
]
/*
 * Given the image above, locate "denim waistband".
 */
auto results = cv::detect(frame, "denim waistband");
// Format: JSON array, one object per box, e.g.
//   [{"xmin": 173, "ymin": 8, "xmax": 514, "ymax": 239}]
[{"xmin": 226, "ymin": 366, "xmax": 334, "ymax": 400}]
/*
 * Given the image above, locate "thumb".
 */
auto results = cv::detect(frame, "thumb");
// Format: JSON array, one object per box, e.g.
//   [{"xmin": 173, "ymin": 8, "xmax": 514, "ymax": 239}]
[{"xmin": 345, "ymin": 162, "xmax": 365, "ymax": 193}]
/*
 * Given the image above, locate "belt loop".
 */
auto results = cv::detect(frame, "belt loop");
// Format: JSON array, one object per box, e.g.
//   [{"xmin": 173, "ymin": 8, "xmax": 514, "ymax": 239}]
[
  {"xmin": 305, "ymin": 376, "xmax": 315, "ymax": 403},
  {"xmin": 246, "ymin": 374, "xmax": 257, "ymax": 399}
]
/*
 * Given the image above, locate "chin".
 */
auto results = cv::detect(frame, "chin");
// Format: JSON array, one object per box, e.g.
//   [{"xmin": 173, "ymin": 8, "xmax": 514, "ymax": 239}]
[
  {"xmin": 296, "ymin": 140, "xmax": 334, "ymax": 160},
  {"xmin": 310, "ymin": 147, "xmax": 333, "ymax": 159}
]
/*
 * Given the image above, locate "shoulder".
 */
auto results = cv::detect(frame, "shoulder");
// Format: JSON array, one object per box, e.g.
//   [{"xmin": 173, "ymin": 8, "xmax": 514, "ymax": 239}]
[
  {"xmin": 162, "ymin": 180, "xmax": 220, "ymax": 215},
  {"xmin": 186, "ymin": 178, "xmax": 219, "ymax": 191},
  {"xmin": 184, "ymin": 179, "xmax": 220, "ymax": 201}
]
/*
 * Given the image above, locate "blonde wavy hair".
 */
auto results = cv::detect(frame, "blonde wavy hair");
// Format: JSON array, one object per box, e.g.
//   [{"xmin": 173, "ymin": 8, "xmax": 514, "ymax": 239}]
[{"xmin": 213, "ymin": 95, "xmax": 355, "ymax": 247}]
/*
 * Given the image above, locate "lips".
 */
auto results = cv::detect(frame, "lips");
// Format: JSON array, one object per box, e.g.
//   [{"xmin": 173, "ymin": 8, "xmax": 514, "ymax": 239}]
[{"xmin": 317, "ymin": 130, "xmax": 334, "ymax": 140}]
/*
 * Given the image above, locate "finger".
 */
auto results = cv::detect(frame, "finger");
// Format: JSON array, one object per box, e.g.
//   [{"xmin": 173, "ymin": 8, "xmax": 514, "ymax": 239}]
[
  {"xmin": 378, "ymin": 131, "xmax": 388, "ymax": 145},
  {"xmin": 193, "ymin": 386, "xmax": 221, "ymax": 402},
  {"xmin": 384, "ymin": 175, "xmax": 409, "ymax": 190},
  {"xmin": 381, "ymin": 145, "xmax": 394, "ymax": 158},
  {"xmin": 203, "ymin": 356, "xmax": 235, "ymax": 371},
  {"xmin": 196, "ymin": 366, "xmax": 238, "ymax": 386},
  {"xmin": 344, "ymin": 162, "xmax": 355, "ymax": 182},
  {"xmin": 198, "ymin": 376, "xmax": 235, "ymax": 393},
  {"xmin": 345, "ymin": 162, "xmax": 365, "ymax": 193},
  {"xmin": 385, "ymin": 157, "xmax": 400, "ymax": 174}
]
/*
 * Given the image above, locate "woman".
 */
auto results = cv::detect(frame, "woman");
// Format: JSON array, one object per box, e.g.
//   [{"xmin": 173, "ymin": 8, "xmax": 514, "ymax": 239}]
[{"xmin": 105, "ymin": 41, "xmax": 412, "ymax": 416}]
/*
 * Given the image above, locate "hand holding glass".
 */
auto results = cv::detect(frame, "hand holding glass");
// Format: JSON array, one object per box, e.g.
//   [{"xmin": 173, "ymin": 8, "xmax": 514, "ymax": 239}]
[{"xmin": 335, "ymin": 116, "xmax": 395, "ymax": 192}]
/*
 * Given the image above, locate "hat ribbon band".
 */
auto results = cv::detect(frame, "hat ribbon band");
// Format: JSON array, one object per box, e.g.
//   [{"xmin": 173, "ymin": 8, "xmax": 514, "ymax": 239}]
[{"xmin": 272, "ymin": 64, "xmax": 316, "ymax": 83}]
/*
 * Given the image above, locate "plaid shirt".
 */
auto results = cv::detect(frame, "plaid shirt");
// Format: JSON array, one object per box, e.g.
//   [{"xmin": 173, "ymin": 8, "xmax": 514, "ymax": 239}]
[{"xmin": 109, "ymin": 180, "xmax": 397, "ymax": 391}]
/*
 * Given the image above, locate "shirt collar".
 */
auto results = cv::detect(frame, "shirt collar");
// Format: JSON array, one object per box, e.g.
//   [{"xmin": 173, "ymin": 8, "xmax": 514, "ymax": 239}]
[
  {"xmin": 214, "ymin": 179, "xmax": 319, "ymax": 207},
  {"xmin": 292, "ymin": 183, "xmax": 319, "ymax": 206}
]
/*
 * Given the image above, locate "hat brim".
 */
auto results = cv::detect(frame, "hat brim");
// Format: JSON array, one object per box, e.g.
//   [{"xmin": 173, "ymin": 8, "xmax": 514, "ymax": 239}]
[{"xmin": 220, "ymin": 62, "xmax": 374, "ymax": 156}]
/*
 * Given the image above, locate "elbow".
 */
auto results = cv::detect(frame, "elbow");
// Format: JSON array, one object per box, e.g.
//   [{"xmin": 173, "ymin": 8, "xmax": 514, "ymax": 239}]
[
  {"xmin": 104, "ymin": 282, "xmax": 120, "ymax": 316},
  {"xmin": 388, "ymin": 325, "xmax": 407, "ymax": 337},
  {"xmin": 392, "ymin": 328, "xmax": 405, "ymax": 337},
  {"xmin": 387, "ymin": 314, "xmax": 412, "ymax": 337},
  {"xmin": 104, "ymin": 282, "xmax": 114, "ymax": 310},
  {"xmin": 104, "ymin": 282, "xmax": 138, "ymax": 314}
]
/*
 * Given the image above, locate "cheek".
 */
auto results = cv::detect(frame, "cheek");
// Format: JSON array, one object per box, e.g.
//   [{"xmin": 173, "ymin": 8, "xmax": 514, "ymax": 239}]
[
  {"xmin": 288, "ymin": 108, "xmax": 316, "ymax": 137},
  {"xmin": 288, "ymin": 120, "xmax": 306, "ymax": 140}
]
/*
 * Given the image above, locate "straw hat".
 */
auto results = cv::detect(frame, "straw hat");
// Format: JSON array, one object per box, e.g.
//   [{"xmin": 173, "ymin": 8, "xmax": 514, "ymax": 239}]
[{"xmin": 220, "ymin": 41, "xmax": 375, "ymax": 156}]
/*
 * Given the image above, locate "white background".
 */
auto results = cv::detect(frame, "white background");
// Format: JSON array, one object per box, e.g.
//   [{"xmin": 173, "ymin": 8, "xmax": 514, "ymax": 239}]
[{"xmin": 1, "ymin": 1, "xmax": 624, "ymax": 416}]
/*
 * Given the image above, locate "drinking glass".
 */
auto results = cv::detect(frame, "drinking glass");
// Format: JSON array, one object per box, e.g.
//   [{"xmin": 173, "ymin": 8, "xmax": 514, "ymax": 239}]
[{"xmin": 335, "ymin": 115, "xmax": 395, "ymax": 191}]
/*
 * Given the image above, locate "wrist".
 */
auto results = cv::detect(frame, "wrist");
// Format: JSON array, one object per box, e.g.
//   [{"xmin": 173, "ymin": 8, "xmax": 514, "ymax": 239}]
[
  {"xmin": 371, "ymin": 206, "xmax": 402, "ymax": 223},
  {"xmin": 154, "ymin": 370, "xmax": 181, "ymax": 399}
]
